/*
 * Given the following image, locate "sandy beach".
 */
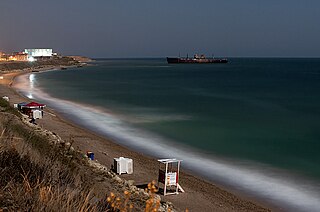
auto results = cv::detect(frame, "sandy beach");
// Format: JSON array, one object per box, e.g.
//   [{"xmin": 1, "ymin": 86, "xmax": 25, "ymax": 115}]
[{"xmin": 0, "ymin": 69, "xmax": 272, "ymax": 211}]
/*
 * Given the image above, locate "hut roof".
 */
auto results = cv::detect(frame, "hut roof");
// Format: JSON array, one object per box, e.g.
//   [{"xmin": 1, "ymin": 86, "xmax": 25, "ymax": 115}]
[{"xmin": 25, "ymin": 102, "xmax": 46, "ymax": 107}]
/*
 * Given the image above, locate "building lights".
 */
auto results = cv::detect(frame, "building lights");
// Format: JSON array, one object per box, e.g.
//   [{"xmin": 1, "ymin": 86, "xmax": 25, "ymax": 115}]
[
  {"xmin": 1, "ymin": 48, "xmax": 54, "ymax": 62},
  {"xmin": 28, "ymin": 56, "xmax": 35, "ymax": 62}
]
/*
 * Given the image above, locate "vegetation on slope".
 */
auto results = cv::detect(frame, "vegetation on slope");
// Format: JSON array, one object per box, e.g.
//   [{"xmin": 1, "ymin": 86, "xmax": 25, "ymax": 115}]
[{"xmin": 0, "ymin": 98, "xmax": 173, "ymax": 211}]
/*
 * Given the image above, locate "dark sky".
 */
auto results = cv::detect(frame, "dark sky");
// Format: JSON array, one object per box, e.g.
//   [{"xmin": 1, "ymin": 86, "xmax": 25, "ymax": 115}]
[{"xmin": 1, "ymin": 0, "xmax": 320, "ymax": 58}]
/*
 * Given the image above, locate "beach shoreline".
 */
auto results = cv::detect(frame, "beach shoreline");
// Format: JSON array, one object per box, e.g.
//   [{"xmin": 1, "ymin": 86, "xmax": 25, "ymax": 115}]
[{"xmin": 0, "ymin": 68, "xmax": 273, "ymax": 211}]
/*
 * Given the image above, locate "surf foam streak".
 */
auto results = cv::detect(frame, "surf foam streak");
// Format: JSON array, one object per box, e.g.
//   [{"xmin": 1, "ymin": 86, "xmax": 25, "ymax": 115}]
[{"xmin": 14, "ymin": 74, "xmax": 320, "ymax": 212}]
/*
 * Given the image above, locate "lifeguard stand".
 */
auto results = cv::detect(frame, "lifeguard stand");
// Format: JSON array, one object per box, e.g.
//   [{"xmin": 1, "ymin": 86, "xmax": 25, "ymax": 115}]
[{"xmin": 157, "ymin": 158, "xmax": 185, "ymax": 196}]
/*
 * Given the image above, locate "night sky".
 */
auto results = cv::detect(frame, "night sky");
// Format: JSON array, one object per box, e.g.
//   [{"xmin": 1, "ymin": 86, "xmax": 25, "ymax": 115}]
[{"xmin": 1, "ymin": 0, "xmax": 320, "ymax": 58}]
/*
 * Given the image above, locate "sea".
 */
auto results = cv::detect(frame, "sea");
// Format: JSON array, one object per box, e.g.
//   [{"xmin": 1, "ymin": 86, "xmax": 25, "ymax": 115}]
[{"xmin": 14, "ymin": 58, "xmax": 320, "ymax": 211}]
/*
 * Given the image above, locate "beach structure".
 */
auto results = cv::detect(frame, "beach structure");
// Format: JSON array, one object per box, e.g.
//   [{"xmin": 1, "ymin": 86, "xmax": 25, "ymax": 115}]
[
  {"xmin": 18, "ymin": 101, "xmax": 46, "ymax": 119},
  {"xmin": 32, "ymin": 110, "xmax": 43, "ymax": 119},
  {"xmin": 113, "ymin": 157, "xmax": 133, "ymax": 175},
  {"xmin": 158, "ymin": 158, "xmax": 184, "ymax": 196},
  {"xmin": 17, "ymin": 102, "xmax": 27, "ymax": 110}
]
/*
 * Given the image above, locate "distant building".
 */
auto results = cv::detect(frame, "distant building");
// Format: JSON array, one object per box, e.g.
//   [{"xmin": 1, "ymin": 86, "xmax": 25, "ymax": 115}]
[
  {"xmin": 0, "ymin": 52, "xmax": 6, "ymax": 61},
  {"xmin": 4, "ymin": 52, "xmax": 28, "ymax": 61},
  {"xmin": 24, "ymin": 48, "xmax": 53, "ymax": 61},
  {"xmin": 14, "ymin": 52, "xmax": 28, "ymax": 61}
]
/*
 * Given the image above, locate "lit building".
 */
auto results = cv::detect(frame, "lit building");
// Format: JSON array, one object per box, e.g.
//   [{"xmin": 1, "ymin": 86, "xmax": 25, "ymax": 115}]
[
  {"xmin": 24, "ymin": 48, "xmax": 53, "ymax": 61},
  {"xmin": 0, "ymin": 52, "xmax": 6, "ymax": 61},
  {"xmin": 5, "ymin": 52, "xmax": 28, "ymax": 61},
  {"xmin": 8, "ymin": 55, "xmax": 16, "ymax": 61},
  {"xmin": 14, "ymin": 52, "xmax": 28, "ymax": 61},
  {"xmin": 0, "ymin": 52, "xmax": 5, "ymax": 61}
]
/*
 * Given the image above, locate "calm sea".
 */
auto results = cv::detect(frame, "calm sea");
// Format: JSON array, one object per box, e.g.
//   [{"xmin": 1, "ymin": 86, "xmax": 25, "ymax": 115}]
[{"xmin": 15, "ymin": 58, "xmax": 320, "ymax": 211}]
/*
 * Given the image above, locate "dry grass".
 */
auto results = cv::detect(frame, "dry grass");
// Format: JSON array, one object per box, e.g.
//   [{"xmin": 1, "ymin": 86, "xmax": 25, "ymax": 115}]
[
  {"xmin": 0, "ymin": 100, "xmax": 174, "ymax": 211},
  {"xmin": 0, "ymin": 136, "xmax": 95, "ymax": 211},
  {"xmin": 0, "ymin": 98, "xmax": 21, "ymax": 118},
  {"xmin": 101, "ymin": 181, "xmax": 163, "ymax": 212},
  {"xmin": 0, "ymin": 98, "xmax": 102, "ymax": 211},
  {"xmin": 0, "ymin": 140, "xmax": 170, "ymax": 211}
]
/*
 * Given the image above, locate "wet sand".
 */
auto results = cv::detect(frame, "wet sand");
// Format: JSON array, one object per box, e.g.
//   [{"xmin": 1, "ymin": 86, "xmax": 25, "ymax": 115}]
[{"xmin": 0, "ymin": 70, "xmax": 272, "ymax": 211}]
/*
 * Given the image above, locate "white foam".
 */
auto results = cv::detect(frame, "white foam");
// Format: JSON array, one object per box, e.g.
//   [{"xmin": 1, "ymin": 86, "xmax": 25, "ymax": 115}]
[
  {"xmin": 13, "ymin": 73, "xmax": 320, "ymax": 212},
  {"xmin": 122, "ymin": 109, "xmax": 192, "ymax": 123}
]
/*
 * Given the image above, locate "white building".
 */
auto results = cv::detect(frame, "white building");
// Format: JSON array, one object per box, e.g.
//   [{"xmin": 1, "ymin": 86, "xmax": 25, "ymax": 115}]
[{"xmin": 24, "ymin": 49, "xmax": 53, "ymax": 61}]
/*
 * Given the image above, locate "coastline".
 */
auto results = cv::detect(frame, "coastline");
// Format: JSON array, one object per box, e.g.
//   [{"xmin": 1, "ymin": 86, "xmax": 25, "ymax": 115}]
[{"xmin": 0, "ymin": 69, "xmax": 272, "ymax": 211}]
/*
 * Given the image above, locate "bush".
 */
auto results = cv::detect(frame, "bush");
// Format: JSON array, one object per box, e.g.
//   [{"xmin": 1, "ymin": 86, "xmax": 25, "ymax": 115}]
[{"xmin": 0, "ymin": 98, "xmax": 21, "ymax": 118}]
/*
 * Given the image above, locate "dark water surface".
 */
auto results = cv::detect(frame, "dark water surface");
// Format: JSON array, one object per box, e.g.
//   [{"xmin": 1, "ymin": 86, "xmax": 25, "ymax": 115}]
[{"xmin": 16, "ymin": 58, "xmax": 320, "ymax": 211}]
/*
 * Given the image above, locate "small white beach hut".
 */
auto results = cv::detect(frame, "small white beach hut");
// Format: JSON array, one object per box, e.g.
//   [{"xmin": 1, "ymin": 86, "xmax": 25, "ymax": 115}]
[
  {"xmin": 32, "ymin": 110, "xmax": 43, "ymax": 119},
  {"xmin": 113, "ymin": 157, "xmax": 133, "ymax": 175}
]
